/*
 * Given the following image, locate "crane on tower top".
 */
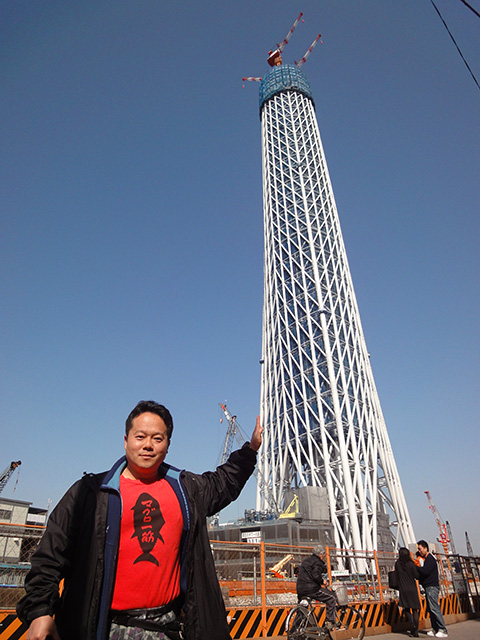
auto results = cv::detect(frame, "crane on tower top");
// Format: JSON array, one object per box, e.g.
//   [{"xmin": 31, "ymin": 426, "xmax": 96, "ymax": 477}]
[
  {"xmin": 0, "ymin": 460, "xmax": 22, "ymax": 495},
  {"xmin": 425, "ymin": 490, "xmax": 450, "ymax": 555},
  {"xmin": 267, "ymin": 11, "xmax": 304, "ymax": 68},
  {"xmin": 242, "ymin": 12, "xmax": 322, "ymax": 85}
]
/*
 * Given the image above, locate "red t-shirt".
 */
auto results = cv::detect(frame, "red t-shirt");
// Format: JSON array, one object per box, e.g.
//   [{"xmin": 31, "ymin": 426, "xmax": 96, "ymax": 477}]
[{"xmin": 111, "ymin": 475, "xmax": 183, "ymax": 610}]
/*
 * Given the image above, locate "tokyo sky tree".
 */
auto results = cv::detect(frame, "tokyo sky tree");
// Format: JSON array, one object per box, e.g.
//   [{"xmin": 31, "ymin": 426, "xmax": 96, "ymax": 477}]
[{"xmin": 245, "ymin": 16, "xmax": 415, "ymax": 551}]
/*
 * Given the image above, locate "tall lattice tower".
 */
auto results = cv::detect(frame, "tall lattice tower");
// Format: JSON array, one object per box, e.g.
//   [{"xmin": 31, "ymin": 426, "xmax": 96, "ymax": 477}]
[{"xmin": 246, "ymin": 18, "xmax": 415, "ymax": 551}]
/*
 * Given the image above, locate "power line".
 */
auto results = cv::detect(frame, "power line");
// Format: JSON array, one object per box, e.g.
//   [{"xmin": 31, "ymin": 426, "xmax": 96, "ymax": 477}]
[
  {"xmin": 429, "ymin": 0, "xmax": 480, "ymax": 91},
  {"xmin": 458, "ymin": 0, "xmax": 480, "ymax": 21}
]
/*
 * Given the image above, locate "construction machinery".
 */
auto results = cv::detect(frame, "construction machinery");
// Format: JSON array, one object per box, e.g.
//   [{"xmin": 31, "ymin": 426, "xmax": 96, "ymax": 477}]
[
  {"xmin": 266, "ymin": 12, "xmax": 304, "ymax": 67},
  {"xmin": 242, "ymin": 12, "xmax": 321, "ymax": 84},
  {"xmin": 0, "ymin": 461, "xmax": 22, "ymax": 495},
  {"xmin": 465, "ymin": 531, "xmax": 475, "ymax": 557},
  {"xmin": 424, "ymin": 490, "xmax": 450, "ymax": 555},
  {"xmin": 445, "ymin": 521, "xmax": 457, "ymax": 554},
  {"xmin": 278, "ymin": 495, "xmax": 300, "ymax": 520},
  {"xmin": 217, "ymin": 404, "xmax": 245, "ymax": 465},
  {"xmin": 269, "ymin": 554, "xmax": 295, "ymax": 578},
  {"xmin": 218, "ymin": 403, "xmax": 279, "ymax": 516}
]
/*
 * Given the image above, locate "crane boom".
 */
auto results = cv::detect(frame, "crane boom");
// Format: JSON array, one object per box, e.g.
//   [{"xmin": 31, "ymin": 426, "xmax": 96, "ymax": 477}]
[
  {"xmin": 0, "ymin": 461, "xmax": 22, "ymax": 495},
  {"xmin": 269, "ymin": 554, "xmax": 294, "ymax": 578},
  {"xmin": 295, "ymin": 34, "xmax": 322, "ymax": 68},
  {"xmin": 277, "ymin": 12, "xmax": 303, "ymax": 53}
]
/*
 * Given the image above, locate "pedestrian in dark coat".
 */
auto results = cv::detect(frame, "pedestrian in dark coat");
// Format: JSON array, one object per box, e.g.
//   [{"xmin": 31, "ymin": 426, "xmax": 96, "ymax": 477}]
[{"xmin": 395, "ymin": 547, "xmax": 420, "ymax": 637}]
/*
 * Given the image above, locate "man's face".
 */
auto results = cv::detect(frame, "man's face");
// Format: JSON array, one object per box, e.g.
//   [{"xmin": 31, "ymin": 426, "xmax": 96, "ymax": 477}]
[
  {"xmin": 417, "ymin": 544, "xmax": 428, "ymax": 558},
  {"xmin": 124, "ymin": 412, "xmax": 170, "ymax": 481}
]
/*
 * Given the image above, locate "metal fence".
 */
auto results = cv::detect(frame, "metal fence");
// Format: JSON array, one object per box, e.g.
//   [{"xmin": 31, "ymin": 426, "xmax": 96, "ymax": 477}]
[
  {"xmin": 0, "ymin": 522, "xmax": 45, "ymax": 609},
  {"xmin": 212, "ymin": 540, "xmax": 480, "ymax": 615},
  {"xmin": 1, "ymin": 520, "xmax": 480, "ymax": 619}
]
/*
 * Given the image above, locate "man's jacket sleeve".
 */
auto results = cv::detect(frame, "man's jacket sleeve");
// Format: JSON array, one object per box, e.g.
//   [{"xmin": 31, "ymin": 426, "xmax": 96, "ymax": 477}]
[{"xmin": 17, "ymin": 478, "xmax": 85, "ymax": 623}]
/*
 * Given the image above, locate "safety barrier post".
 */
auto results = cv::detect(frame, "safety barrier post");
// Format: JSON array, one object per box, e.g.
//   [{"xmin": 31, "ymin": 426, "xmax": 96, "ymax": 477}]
[
  {"xmin": 373, "ymin": 550, "xmax": 385, "ymax": 604},
  {"xmin": 260, "ymin": 541, "xmax": 267, "ymax": 637},
  {"xmin": 326, "ymin": 546, "xmax": 332, "ymax": 584}
]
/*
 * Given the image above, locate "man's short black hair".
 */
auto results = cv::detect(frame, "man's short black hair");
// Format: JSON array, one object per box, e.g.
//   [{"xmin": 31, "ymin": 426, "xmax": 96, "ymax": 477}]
[
  {"xmin": 126, "ymin": 400, "xmax": 174, "ymax": 440},
  {"xmin": 417, "ymin": 539, "xmax": 429, "ymax": 551}
]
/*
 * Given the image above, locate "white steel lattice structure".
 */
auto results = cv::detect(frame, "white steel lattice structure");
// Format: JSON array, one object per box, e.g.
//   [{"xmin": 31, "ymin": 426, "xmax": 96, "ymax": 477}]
[{"xmin": 256, "ymin": 64, "xmax": 415, "ymax": 551}]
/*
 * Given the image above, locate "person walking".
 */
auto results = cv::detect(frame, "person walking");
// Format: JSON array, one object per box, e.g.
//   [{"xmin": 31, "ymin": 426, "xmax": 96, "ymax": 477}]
[
  {"xmin": 17, "ymin": 400, "xmax": 263, "ymax": 640},
  {"xmin": 395, "ymin": 547, "xmax": 420, "ymax": 637},
  {"xmin": 416, "ymin": 540, "xmax": 448, "ymax": 638}
]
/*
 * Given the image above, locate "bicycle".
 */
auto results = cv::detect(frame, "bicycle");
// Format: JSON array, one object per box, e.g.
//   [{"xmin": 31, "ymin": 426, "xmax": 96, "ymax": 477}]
[{"xmin": 285, "ymin": 597, "xmax": 365, "ymax": 640}]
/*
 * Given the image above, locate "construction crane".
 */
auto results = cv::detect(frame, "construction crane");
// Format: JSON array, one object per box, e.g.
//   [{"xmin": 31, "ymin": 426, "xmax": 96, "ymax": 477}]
[
  {"xmin": 218, "ymin": 403, "xmax": 279, "ymax": 516},
  {"xmin": 425, "ymin": 490, "xmax": 450, "ymax": 555},
  {"xmin": 465, "ymin": 531, "xmax": 475, "ymax": 557},
  {"xmin": 0, "ymin": 461, "xmax": 22, "ymax": 495},
  {"xmin": 445, "ymin": 521, "xmax": 457, "ymax": 554},
  {"xmin": 267, "ymin": 11, "xmax": 304, "ymax": 68},
  {"xmin": 217, "ymin": 404, "xmax": 245, "ymax": 465},
  {"xmin": 242, "ymin": 12, "xmax": 321, "ymax": 84}
]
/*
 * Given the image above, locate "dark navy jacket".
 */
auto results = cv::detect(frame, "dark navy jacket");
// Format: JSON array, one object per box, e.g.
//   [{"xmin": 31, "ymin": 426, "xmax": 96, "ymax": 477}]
[{"xmin": 417, "ymin": 553, "xmax": 439, "ymax": 588}]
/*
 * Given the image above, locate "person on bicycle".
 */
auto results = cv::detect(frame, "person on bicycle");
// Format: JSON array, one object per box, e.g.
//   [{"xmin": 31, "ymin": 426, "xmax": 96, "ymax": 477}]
[{"xmin": 296, "ymin": 544, "xmax": 337, "ymax": 629}]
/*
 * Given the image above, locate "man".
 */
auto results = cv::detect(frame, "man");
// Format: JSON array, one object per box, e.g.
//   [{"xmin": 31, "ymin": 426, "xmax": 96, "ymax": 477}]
[
  {"xmin": 416, "ymin": 540, "xmax": 448, "ymax": 638},
  {"xmin": 17, "ymin": 400, "xmax": 262, "ymax": 640},
  {"xmin": 296, "ymin": 544, "xmax": 337, "ymax": 629}
]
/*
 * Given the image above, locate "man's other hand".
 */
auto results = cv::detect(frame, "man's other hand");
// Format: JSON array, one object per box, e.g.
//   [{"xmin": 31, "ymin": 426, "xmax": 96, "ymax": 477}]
[{"xmin": 26, "ymin": 615, "xmax": 61, "ymax": 640}]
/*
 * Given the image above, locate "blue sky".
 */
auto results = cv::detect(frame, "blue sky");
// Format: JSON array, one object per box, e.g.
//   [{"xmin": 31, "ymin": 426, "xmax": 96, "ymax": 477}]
[{"xmin": 2, "ymin": 1, "xmax": 479, "ymax": 553}]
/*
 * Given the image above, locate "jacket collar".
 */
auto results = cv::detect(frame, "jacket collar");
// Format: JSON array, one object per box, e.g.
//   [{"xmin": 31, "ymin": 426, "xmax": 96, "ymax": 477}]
[
  {"xmin": 101, "ymin": 456, "xmax": 183, "ymax": 492},
  {"xmin": 101, "ymin": 456, "xmax": 126, "ymax": 491}
]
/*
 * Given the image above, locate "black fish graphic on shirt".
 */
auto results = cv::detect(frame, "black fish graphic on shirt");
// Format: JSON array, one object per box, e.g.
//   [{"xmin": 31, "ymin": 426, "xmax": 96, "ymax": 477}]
[{"xmin": 131, "ymin": 492, "xmax": 165, "ymax": 566}]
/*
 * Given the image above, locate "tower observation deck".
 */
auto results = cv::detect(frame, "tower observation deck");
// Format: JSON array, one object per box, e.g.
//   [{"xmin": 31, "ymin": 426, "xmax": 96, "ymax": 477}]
[{"xmin": 256, "ymin": 63, "xmax": 415, "ymax": 551}]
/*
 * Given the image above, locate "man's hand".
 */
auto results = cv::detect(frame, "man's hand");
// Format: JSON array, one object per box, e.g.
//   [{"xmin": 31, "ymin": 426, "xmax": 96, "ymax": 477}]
[
  {"xmin": 26, "ymin": 615, "xmax": 61, "ymax": 640},
  {"xmin": 249, "ymin": 415, "xmax": 263, "ymax": 452}
]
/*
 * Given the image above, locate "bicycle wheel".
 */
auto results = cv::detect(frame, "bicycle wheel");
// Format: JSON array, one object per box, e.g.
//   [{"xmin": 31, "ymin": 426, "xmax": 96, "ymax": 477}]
[
  {"xmin": 286, "ymin": 605, "xmax": 319, "ymax": 640},
  {"xmin": 334, "ymin": 605, "xmax": 365, "ymax": 640}
]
